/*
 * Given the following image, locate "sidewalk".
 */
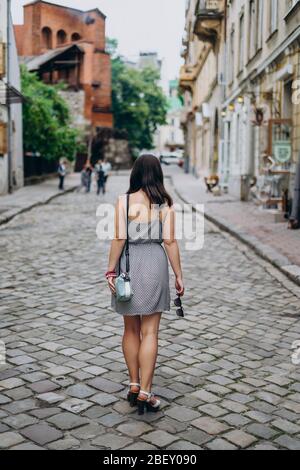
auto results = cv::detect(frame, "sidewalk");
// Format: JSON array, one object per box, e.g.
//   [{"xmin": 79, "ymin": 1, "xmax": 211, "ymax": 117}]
[
  {"xmin": 0, "ymin": 174, "xmax": 80, "ymax": 226},
  {"xmin": 169, "ymin": 167, "xmax": 300, "ymax": 286}
]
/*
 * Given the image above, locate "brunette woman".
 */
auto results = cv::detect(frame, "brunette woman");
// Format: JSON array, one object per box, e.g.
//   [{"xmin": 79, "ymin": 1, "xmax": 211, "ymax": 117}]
[{"xmin": 106, "ymin": 155, "xmax": 184, "ymax": 414}]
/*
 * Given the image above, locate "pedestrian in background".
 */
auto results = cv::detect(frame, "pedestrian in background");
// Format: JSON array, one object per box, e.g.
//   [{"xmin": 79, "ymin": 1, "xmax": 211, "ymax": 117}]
[
  {"xmin": 81, "ymin": 162, "xmax": 93, "ymax": 193},
  {"xmin": 58, "ymin": 159, "xmax": 67, "ymax": 191},
  {"xmin": 102, "ymin": 158, "xmax": 112, "ymax": 192},
  {"xmin": 95, "ymin": 160, "xmax": 106, "ymax": 195}
]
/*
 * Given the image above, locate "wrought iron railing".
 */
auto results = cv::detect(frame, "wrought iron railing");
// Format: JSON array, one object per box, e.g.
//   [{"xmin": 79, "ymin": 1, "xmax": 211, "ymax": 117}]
[{"xmin": 197, "ymin": 0, "xmax": 224, "ymax": 14}]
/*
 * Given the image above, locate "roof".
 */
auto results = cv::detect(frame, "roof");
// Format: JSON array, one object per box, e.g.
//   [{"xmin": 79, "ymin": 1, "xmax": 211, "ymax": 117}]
[
  {"xmin": 23, "ymin": 44, "xmax": 84, "ymax": 71},
  {"xmin": 23, "ymin": 1, "xmax": 106, "ymax": 20}
]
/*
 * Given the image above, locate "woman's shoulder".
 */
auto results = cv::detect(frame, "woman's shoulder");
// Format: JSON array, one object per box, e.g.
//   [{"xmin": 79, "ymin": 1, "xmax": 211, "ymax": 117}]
[
  {"xmin": 160, "ymin": 202, "xmax": 175, "ymax": 222},
  {"xmin": 115, "ymin": 194, "xmax": 128, "ymax": 210}
]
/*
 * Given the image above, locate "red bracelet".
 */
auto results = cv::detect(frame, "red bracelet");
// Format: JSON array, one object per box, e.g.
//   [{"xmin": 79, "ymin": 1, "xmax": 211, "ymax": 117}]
[{"xmin": 105, "ymin": 271, "xmax": 117, "ymax": 279}]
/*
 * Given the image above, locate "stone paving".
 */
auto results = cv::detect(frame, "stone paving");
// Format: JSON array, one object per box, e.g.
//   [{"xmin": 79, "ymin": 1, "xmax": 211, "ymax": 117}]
[
  {"xmin": 0, "ymin": 174, "xmax": 300, "ymax": 450},
  {"xmin": 0, "ymin": 174, "xmax": 79, "ymax": 226}
]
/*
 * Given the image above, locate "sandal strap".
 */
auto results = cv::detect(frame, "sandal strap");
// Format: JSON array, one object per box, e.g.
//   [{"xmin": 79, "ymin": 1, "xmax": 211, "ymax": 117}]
[
  {"xmin": 139, "ymin": 390, "xmax": 151, "ymax": 398},
  {"xmin": 139, "ymin": 391, "xmax": 160, "ymax": 407},
  {"xmin": 129, "ymin": 383, "xmax": 140, "ymax": 387}
]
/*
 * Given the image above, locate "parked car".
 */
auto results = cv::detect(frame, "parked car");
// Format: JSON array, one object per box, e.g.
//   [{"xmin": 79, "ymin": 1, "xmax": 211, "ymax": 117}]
[{"xmin": 160, "ymin": 153, "xmax": 184, "ymax": 167}]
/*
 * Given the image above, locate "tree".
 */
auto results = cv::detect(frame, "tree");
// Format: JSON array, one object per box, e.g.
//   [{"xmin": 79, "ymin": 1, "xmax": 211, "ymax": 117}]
[
  {"xmin": 21, "ymin": 65, "xmax": 79, "ymax": 161},
  {"xmin": 108, "ymin": 39, "xmax": 168, "ymax": 152}
]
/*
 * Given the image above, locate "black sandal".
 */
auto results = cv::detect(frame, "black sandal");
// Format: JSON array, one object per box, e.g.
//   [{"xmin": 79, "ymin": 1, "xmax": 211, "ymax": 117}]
[
  {"xmin": 127, "ymin": 382, "xmax": 140, "ymax": 407},
  {"xmin": 137, "ymin": 391, "xmax": 161, "ymax": 415}
]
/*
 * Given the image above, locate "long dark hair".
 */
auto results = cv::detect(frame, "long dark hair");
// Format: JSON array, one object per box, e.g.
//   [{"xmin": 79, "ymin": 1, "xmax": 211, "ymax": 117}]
[{"xmin": 127, "ymin": 154, "xmax": 173, "ymax": 207}]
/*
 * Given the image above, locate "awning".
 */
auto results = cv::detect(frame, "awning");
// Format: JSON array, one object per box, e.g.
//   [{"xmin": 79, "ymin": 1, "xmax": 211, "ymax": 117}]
[
  {"xmin": 23, "ymin": 44, "xmax": 85, "ymax": 72},
  {"xmin": 0, "ymin": 81, "xmax": 24, "ymax": 104}
]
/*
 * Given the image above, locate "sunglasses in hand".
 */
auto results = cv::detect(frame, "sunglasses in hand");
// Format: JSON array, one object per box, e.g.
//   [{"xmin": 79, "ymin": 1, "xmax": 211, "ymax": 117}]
[{"xmin": 174, "ymin": 295, "xmax": 184, "ymax": 318}]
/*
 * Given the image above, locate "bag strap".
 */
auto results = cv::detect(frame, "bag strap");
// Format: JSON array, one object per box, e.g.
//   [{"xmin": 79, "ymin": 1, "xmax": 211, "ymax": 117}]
[{"xmin": 125, "ymin": 193, "xmax": 130, "ymax": 273}]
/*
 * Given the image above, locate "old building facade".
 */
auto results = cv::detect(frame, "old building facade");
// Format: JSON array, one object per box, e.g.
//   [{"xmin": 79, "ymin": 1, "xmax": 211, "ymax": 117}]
[
  {"xmin": 0, "ymin": 0, "xmax": 23, "ymax": 195},
  {"xmin": 221, "ymin": 0, "xmax": 300, "ymax": 205},
  {"xmin": 155, "ymin": 79, "xmax": 184, "ymax": 156},
  {"xmin": 180, "ymin": 0, "xmax": 225, "ymax": 177},
  {"xmin": 14, "ymin": 0, "xmax": 113, "ymax": 130},
  {"xmin": 181, "ymin": 0, "xmax": 300, "ymax": 210}
]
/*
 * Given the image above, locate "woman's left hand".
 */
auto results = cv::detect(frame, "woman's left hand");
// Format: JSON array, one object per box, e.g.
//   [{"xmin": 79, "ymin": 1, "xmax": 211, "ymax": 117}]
[{"xmin": 108, "ymin": 277, "xmax": 116, "ymax": 295}]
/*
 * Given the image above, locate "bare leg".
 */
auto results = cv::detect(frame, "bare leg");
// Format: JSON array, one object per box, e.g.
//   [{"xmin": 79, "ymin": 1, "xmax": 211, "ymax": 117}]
[
  {"xmin": 139, "ymin": 312, "xmax": 162, "ymax": 394},
  {"xmin": 122, "ymin": 315, "xmax": 141, "ymax": 390}
]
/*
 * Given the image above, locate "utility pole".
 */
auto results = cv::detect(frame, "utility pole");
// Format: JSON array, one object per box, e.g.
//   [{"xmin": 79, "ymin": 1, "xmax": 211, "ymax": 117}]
[{"xmin": 6, "ymin": 0, "xmax": 12, "ymax": 193}]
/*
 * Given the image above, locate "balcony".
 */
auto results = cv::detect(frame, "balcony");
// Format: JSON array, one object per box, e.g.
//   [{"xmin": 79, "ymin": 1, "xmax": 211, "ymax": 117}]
[
  {"xmin": 194, "ymin": 0, "xmax": 224, "ymax": 46},
  {"xmin": 180, "ymin": 47, "xmax": 188, "ymax": 59},
  {"xmin": 179, "ymin": 65, "xmax": 197, "ymax": 92}
]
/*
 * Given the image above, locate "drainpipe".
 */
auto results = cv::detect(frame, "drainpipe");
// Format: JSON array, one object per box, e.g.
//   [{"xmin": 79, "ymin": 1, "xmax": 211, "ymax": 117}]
[{"xmin": 6, "ymin": 0, "xmax": 12, "ymax": 193}]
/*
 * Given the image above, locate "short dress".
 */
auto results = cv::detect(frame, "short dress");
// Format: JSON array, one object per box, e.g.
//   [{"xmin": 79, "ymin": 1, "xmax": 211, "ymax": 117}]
[{"xmin": 111, "ymin": 215, "xmax": 171, "ymax": 316}]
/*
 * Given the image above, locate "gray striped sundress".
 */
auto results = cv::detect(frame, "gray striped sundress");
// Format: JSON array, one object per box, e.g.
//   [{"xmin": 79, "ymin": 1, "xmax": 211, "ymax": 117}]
[{"xmin": 111, "ymin": 217, "xmax": 171, "ymax": 316}]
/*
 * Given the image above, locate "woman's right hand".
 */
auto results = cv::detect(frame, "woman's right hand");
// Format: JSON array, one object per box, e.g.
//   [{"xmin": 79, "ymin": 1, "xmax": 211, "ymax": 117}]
[
  {"xmin": 108, "ymin": 277, "xmax": 116, "ymax": 295},
  {"xmin": 175, "ymin": 277, "xmax": 185, "ymax": 296}
]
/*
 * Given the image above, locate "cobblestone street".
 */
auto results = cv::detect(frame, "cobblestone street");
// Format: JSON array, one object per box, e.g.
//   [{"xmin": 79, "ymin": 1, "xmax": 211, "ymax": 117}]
[{"xmin": 1, "ymin": 174, "xmax": 300, "ymax": 450}]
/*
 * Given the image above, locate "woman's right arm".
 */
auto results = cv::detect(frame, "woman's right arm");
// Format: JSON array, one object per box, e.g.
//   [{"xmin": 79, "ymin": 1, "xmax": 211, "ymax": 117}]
[{"xmin": 107, "ymin": 197, "xmax": 126, "ymax": 294}]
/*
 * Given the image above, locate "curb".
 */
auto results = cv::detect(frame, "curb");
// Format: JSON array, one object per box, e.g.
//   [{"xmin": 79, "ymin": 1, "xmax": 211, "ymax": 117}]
[
  {"xmin": 173, "ymin": 183, "xmax": 300, "ymax": 289},
  {"xmin": 0, "ymin": 185, "xmax": 79, "ymax": 227}
]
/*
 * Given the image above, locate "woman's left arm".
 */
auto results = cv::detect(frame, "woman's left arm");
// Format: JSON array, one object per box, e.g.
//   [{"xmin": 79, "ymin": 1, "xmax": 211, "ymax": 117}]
[{"xmin": 107, "ymin": 197, "xmax": 126, "ymax": 294}]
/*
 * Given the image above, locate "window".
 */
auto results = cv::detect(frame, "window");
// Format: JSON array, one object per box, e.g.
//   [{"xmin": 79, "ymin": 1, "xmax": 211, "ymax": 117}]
[
  {"xmin": 228, "ymin": 27, "xmax": 235, "ymax": 83},
  {"xmin": 71, "ymin": 33, "xmax": 81, "ymax": 42},
  {"xmin": 249, "ymin": 0, "xmax": 256, "ymax": 58},
  {"xmin": 257, "ymin": 0, "xmax": 263, "ymax": 49},
  {"xmin": 238, "ymin": 12, "xmax": 245, "ymax": 72},
  {"xmin": 249, "ymin": 0, "xmax": 263, "ymax": 59},
  {"xmin": 57, "ymin": 30, "xmax": 67, "ymax": 46},
  {"xmin": 41, "ymin": 27, "xmax": 52, "ymax": 50},
  {"xmin": 269, "ymin": 0, "xmax": 278, "ymax": 34}
]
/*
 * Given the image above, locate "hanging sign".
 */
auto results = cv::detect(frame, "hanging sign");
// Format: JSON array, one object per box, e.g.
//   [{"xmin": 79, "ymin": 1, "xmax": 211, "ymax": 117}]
[{"xmin": 273, "ymin": 141, "xmax": 292, "ymax": 164}]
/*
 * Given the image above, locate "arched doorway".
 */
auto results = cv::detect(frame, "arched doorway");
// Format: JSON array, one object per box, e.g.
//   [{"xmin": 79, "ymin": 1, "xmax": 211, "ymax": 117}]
[
  {"xmin": 41, "ymin": 27, "xmax": 52, "ymax": 49},
  {"xmin": 57, "ymin": 30, "xmax": 67, "ymax": 46}
]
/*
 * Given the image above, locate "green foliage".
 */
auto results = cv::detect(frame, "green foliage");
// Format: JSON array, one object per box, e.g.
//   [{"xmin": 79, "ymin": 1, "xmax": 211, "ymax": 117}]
[
  {"xmin": 21, "ymin": 65, "xmax": 79, "ymax": 161},
  {"xmin": 109, "ymin": 40, "xmax": 168, "ymax": 151}
]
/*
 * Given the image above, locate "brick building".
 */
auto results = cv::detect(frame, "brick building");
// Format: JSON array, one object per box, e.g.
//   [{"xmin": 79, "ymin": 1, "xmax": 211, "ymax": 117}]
[{"xmin": 14, "ymin": 0, "xmax": 113, "ymax": 130}]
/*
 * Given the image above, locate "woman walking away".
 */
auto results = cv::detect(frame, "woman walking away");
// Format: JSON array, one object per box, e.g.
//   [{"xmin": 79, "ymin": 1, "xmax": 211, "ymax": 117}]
[{"xmin": 106, "ymin": 154, "xmax": 184, "ymax": 414}]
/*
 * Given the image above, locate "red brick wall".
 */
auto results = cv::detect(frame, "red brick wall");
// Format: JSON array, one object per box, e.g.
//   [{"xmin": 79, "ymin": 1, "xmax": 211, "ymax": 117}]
[
  {"xmin": 14, "ymin": 1, "xmax": 113, "ymax": 128},
  {"xmin": 16, "ymin": 2, "xmax": 106, "ymax": 56},
  {"xmin": 14, "ymin": 25, "xmax": 25, "ymax": 56}
]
